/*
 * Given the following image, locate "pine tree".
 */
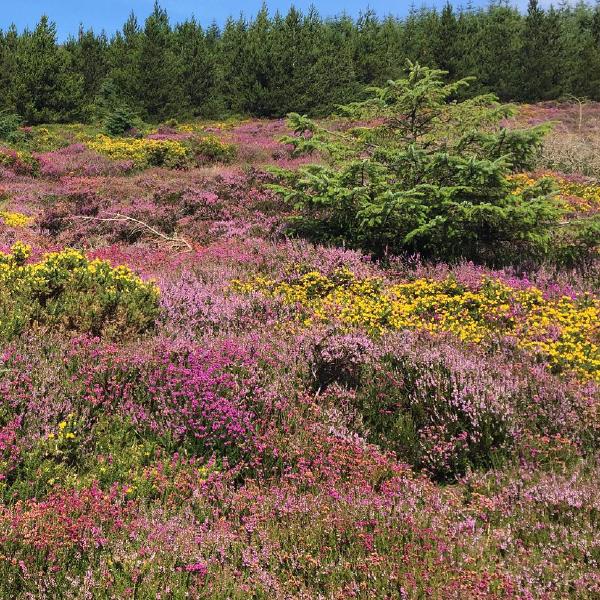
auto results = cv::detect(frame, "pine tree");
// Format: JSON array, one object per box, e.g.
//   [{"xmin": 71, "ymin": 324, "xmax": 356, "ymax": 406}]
[
  {"xmin": 0, "ymin": 27, "xmax": 16, "ymax": 112},
  {"xmin": 433, "ymin": 3, "xmax": 460, "ymax": 78},
  {"xmin": 520, "ymin": 0, "xmax": 564, "ymax": 101},
  {"xmin": 305, "ymin": 15, "xmax": 360, "ymax": 115},
  {"xmin": 244, "ymin": 4, "xmax": 276, "ymax": 115},
  {"xmin": 277, "ymin": 7, "xmax": 312, "ymax": 113},
  {"xmin": 65, "ymin": 27, "xmax": 109, "ymax": 108},
  {"xmin": 1, "ymin": 3, "xmax": 600, "ymax": 122},
  {"xmin": 378, "ymin": 16, "xmax": 404, "ymax": 82},
  {"xmin": 454, "ymin": 8, "xmax": 484, "ymax": 92},
  {"xmin": 276, "ymin": 64, "xmax": 556, "ymax": 265},
  {"xmin": 12, "ymin": 16, "xmax": 83, "ymax": 123},
  {"xmin": 135, "ymin": 3, "xmax": 183, "ymax": 120},
  {"xmin": 478, "ymin": 3, "xmax": 521, "ymax": 100},
  {"xmin": 107, "ymin": 12, "xmax": 142, "ymax": 110},
  {"xmin": 566, "ymin": 1, "xmax": 600, "ymax": 97},
  {"xmin": 175, "ymin": 19, "xmax": 220, "ymax": 117},
  {"xmin": 354, "ymin": 9, "xmax": 386, "ymax": 85},
  {"xmin": 219, "ymin": 16, "xmax": 251, "ymax": 115}
]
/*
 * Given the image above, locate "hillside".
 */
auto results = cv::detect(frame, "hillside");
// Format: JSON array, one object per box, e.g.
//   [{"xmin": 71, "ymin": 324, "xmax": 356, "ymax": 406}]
[{"xmin": 0, "ymin": 70, "xmax": 599, "ymax": 598}]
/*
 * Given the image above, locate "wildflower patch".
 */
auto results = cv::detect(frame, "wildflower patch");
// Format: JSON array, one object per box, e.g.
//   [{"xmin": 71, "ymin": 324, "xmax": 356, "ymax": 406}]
[
  {"xmin": 234, "ymin": 268, "xmax": 600, "ymax": 381},
  {"xmin": 0, "ymin": 242, "xmax": 160, "ymax": 339},
  {"xmin": 87, "ymin": 135, "xmax": 191, "ymax": 168},
  {"xmin": 0, "ymin": 211, "xmax": 33, "ymax": 227}
]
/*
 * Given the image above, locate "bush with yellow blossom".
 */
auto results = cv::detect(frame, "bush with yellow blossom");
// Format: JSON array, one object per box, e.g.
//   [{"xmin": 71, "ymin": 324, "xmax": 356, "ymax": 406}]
[
  {"xmin": 0, "ymin": 242, "xmax": 160, "ymax": 340},
  {"xmin": 87, "ymin": 135, "xmax": 192, "ymax": 168},
  {"xmin": 233, "ymin": 268, "xmax": 599, "ymax": 381},
  {"xmin": 0, "ymin": 211, "xmax": 33, "ymax": 228}
]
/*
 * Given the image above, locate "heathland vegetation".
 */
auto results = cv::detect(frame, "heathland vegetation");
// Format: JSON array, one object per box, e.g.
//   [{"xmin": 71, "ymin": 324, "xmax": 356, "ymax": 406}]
[{"xmin": 0, "ymin": 3, "xmax": 599, "ymax": 599}]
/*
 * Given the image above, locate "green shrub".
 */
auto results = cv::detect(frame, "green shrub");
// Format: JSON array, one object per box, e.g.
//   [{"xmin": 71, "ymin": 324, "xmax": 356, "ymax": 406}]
[
  {"xmin": 549, "ymin": 214, "xmax": 600, "ymax": 270},
  {"xmin": 188, "ymin": 135, "xmax": 236, "ymax": 163},
  {"xmin": 273, "ymin": 62, "xmax": 561, "ymax": 267},
  {"xmin": 0, "ymin": 112, "xmax": 23, "ymax": 143},
  {"xmin": 104, "ymin": 107, "xmax": 142, "ymax": 136},
  {"xmin": 0, "ymin": 242, "xmax": 160, "ymax": 340}
]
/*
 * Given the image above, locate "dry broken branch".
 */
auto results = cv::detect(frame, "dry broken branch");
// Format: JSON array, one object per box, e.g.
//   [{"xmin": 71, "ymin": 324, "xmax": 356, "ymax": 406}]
[{"xmin": 69, "ymin": 212, "xmax": 193, "ymax": 252}]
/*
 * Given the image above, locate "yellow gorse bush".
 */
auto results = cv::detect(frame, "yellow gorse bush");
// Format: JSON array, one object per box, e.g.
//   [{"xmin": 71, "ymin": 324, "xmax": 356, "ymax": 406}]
[
  {"xmin": 0, "ymin": 211, "xmax": 33, "ymax": 227},
  {"xmin": 87, "ymin": 135, "xmax": 191, "ymax": 168},
  {"xmin": 509, "ymin": 172, "xmax": 600, "ymax": 213},
  {"xmin": 233, "ymin": 268, "xmax": 600, "ymax": 381},
  {"xmin": 0, "ymin": 242, "xmax": 160, "ymax": 339}
]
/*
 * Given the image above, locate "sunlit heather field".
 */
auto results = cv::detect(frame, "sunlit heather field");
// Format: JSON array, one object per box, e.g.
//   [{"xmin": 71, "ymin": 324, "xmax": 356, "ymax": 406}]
[{"xmin": 0, "ymin": 103, "xmax": 598, "ymax": 598}]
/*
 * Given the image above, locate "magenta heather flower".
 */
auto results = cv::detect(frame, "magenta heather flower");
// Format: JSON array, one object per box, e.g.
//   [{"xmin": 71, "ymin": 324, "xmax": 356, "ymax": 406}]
[
  {"xmin": 0, "ymin": 108, "xmax": 597, "ymax": 598},
  {"xmin": 181, "ymin": 562, "xmax": 208, "ymax": 576}
]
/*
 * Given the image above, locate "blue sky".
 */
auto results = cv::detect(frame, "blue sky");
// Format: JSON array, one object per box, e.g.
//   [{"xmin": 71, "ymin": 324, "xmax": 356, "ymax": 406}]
[{"xmin": 0, "ymin": 1, "xmax": 526, "ymax": 40}]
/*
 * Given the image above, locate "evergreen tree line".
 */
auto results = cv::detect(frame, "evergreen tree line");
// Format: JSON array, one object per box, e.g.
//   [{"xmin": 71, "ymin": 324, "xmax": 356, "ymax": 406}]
[{"xmin": 1, "ymin": 0, "xmax": 600, "ymax": 124}]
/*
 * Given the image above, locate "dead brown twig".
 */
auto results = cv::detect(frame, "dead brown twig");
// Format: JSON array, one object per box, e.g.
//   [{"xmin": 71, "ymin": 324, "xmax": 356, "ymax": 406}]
[{"xmin": 70, "ymin": 213, "xmax": 193, "ymax": 252}]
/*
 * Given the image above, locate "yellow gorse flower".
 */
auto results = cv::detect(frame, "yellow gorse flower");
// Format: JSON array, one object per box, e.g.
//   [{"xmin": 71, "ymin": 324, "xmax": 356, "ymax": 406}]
[
  {"xmin": 87, "ymin": 135, "xmax": 191, "ymax": 167},
  {"xmin": 233, "ymin": 268, "xmax": 599, "ymax": 381},
  {"xmin": 0, "ymin": 242, "xmax": 160, "ymax": 338},
  {"xmin": 0, "ymin": 211, "xmax": 33, "ymax": 228}
]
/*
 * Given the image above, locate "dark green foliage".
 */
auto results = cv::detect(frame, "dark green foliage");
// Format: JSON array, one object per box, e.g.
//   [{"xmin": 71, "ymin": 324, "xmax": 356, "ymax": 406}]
[
  {"xmin": 519, "ymin": 0, "xmax": 565, "ymax": 101},
  {"xmin": 135, "ymin": 3, "xmax": 184, "ymax": 121},
  {"xmin": 550, "ymin": 214, "xmax": 600, "ymax": 270},
  {"xmin": 175, "ymin": 20, "xmax": 222, "ymax": 118},
  {"xmin": 1, "ymin": 3, "xmax": 600, "ymax": 122},
  {"xmin": 104, "ymin": 106, "xmax": 141, "ymax": 136},
  {"xmin": 0, "ymin": 112, "xmax": 23, "ymax": 143},
  {"xmin": 273, "ymin": 64, "xmax": 562, "ymax": 266},
  {"xmin": 64, "ymin": 27, "xmax": 109, "ymax": 109},
  {"xmin": 8, "ymin": 17, "xmax": 83, "ymax": 124}
]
